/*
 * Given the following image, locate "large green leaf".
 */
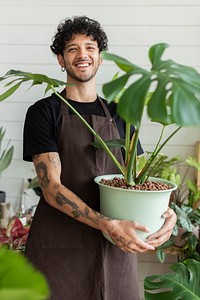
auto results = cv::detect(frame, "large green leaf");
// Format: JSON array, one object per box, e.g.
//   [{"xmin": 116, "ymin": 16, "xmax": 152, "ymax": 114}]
[
  {"xmin": 102, "ymin": 51, "xmax": 137, "ymax": 72},
  {"xmin": 0, "ymin": 246, "xmax": 49, "ymax": 300},
  {"xmin": 147, "ymin": 80, "xmax": 172, "ymax": 125},
  {"xmin": 117, "ymin": 75, "xmax": 151, "ymax": 125},
  {"xmin": 144, "ymin": 259, "xmax": 200, "ymax": 300},
  {"xmin": 102, "ymin": 73, "xmax": 130, "ymax": 103},
  {"xmin": 170, "ymin": 79, "xmax": 200, "ymax": 125},
  {"xmin": 103, "ymin": 43, "xmax": 200, "ymax": 127},
  {"xmin": 149, "ymin": 43, "xmax": 169, "ymax": 67},
  {"xmin": 0, "ymin": 69, "xmax": 66, "ymax": 102}
]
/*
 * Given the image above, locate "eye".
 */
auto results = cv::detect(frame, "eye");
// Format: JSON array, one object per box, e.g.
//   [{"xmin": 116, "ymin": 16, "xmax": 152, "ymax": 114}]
[
  {"xmin": 87, "ymin": 46, "xmax": 96, "ymax": 51},
  {"xmin": 68, "ymin": 47, "xmax": 77, "ymax": 53}
]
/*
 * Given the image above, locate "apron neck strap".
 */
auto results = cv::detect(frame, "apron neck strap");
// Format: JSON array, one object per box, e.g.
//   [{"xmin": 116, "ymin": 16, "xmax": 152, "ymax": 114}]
[{"xmin": 59, "ymin": 90, "xmax": 112, "ymax": 119}]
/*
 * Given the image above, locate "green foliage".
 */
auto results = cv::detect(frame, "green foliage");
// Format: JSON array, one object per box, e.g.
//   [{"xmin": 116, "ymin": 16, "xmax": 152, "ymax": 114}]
[
  {"xmin": 144, "ymin": 259, "xmax": 200, "ymax": 300},
  {"xmin": 151, "ymin": 155, "xmax": 200, "ymax": 263},
  {"xmin": 1, "ymin": 44, "xmax": 200, "ymax": 185},
  {"xmin": 0, "ymin": 246, "xmax": 49, "ymax": 300},
  {"xmin": 0, "ymin": 127, "xmax": 14, "ymax": 176},
  {"xmin": 0, "ymin": 69, "xmax": 66, "ymax": 101},
  {"xmin": 180, "ymin": 232, "xmax": 200, "ymax": 261},
  {"xmin": 102, "ymin": 43, "xmax": 200, "ymax": 184}
]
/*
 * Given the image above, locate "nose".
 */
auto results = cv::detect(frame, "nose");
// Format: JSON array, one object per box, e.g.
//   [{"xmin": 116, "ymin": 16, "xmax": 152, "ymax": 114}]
[{"xmin": 77, "ymin": 47, "xmax": 88, "ymax": 59}]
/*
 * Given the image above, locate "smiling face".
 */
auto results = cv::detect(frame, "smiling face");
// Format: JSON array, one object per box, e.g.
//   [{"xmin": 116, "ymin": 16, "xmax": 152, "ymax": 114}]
[{"xmin": 57, "ymin": 34, "xmax": 102, "ymax": 83}]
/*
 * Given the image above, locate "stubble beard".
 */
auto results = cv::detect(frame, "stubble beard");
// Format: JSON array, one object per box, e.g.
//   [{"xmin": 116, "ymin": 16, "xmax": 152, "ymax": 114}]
[{"xmin": 66, "ymin": 66, "xmax": 99, "ymax": 83}]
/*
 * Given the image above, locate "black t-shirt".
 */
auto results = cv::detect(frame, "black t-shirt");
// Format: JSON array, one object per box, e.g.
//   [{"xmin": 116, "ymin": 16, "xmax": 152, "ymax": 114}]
[{"xmin": 23, "ymin": 93, "xmax": 143, "ymax": 162}]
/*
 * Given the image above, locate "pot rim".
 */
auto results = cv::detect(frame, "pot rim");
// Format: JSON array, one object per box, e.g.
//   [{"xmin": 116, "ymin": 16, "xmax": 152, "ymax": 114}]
[{"xmin": 94, "ymin": 174, "xmax": 177, "ymax": 193}]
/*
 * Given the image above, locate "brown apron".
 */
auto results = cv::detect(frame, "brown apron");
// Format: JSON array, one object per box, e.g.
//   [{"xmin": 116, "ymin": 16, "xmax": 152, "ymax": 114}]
[{"xmin": 25, "ymin": 97, "xmax": 139, "ymax": 300}]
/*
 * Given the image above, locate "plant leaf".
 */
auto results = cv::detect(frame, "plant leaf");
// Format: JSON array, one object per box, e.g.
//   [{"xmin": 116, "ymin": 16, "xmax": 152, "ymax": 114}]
[
  {"xmin": 102, "ymin": 73, "xmax": 130, "ymax": 103},
  {"xmin": 170, "ymin": 79, "xmax": 200, "ymax": 125},
  {"xmin": 149, "ymin": 43, "xmax": 169, "ymax": 67},
  {"xmin": 0, "ymin": 145, "xmax": 14, "ymax": 175},
  {"xmin": 117, "ymin": 75, "xmax": 151, "ymax": 125},
  {"xmin": 0, "ymin": 82, "xmax": 22, "ymax": 102},
  {"xmin": 0, "ymin": 70, "xmax": 66, "ymax": 102},
  {"xmin": 0, "ymin": 246, "xmax": 49, "ymax": 299},
  {"xmin": 147, "ymin": 79, "xmax": 172, "ymax": 125},
  {"xmin": 144, "ymin": 259, "xmax": 200, "ymax": 300},
  {"xmin": 186, "ymin": 156, "xmax": 200, "ymax": 170},
  {"xmin": 102, "ymin": 51, "xmax": 137, "ymax": 72}
]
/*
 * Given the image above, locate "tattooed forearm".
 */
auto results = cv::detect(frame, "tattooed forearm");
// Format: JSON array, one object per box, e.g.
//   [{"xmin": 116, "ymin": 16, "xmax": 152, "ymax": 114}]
[
  {"xmin": 35, "ymin": 162, "xmax": 50, "ymax": 188},
  {"xmin": 48, "ymin": 153, "xmax": 60, "ymax": 167},
  {"xmin": 56, "ymin": 191, "xmax": 82, "ymax": 218},
  {"xmin": 56, "ymin": 191, "xmax": 108, "ymax": 225},
  {"xmin": 92, "ymin": 209, "xmax": 112, "ymax": 221}
]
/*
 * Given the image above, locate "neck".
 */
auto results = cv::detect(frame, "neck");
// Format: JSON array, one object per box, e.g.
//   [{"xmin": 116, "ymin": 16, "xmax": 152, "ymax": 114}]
[{"xmin": 66, "ymin": 78, "xmax": 97, "ymax": 103}]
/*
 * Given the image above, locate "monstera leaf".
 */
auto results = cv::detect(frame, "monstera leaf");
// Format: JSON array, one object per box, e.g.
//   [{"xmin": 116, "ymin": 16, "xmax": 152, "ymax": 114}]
[
  {"xmin": 144, "ymin": 259, "xmax": 200, "ymax": 300},
  {"xmin": 0, "ymin": 246, "xmax": 49, "ymax": 300}
]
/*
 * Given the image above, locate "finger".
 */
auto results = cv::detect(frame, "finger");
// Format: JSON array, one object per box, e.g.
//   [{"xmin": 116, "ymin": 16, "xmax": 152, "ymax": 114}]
[
  {"xmin": 162, "ymin": 207, "xmax": 175, "ymax": 218},
  {"xmin": 147, "ymin": 230, "xmax": 172, "ymax": 247},
  {"xmin": 132, "ymin": 221, "xmax": 151, "ymax": 233},
  {"xmin": 129, "ymin": 238, "xmax": 155, "ymax": 251},
  {"xmin": 147, "ymin": 212, "xmax": 176, "ymax": 241}
]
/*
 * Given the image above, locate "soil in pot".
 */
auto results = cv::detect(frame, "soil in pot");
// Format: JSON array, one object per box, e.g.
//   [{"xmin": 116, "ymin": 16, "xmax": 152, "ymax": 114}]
[{"xmin": 100, "ymin": 177, "xmax": 172, "ymax": 191}]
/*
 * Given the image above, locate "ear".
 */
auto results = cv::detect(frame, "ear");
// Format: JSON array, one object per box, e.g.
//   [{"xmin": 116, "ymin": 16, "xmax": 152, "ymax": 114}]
[
  {"xmin": 57, "ymin": 54, "xmax": 65, "ymax": 68},
  {"xmin": 99, "ymin": 52, "xmax": 103, "ymax": 65}
]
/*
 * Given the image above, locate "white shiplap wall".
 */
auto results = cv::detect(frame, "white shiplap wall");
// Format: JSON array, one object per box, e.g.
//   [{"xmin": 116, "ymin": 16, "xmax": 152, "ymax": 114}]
[{"xmin": 0, "ymin": 1, "xmax": 200, "ymax": 299}]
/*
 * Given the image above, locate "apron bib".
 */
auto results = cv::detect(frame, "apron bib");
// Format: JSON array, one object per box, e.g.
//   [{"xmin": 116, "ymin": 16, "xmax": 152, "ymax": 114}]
[{"xmin": 25, "ymin": 97, "xmax": 139, "ymax": 300}]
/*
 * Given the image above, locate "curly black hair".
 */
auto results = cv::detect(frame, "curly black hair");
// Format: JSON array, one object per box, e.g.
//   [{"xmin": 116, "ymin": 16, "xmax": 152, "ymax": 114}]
[{"xmin": 50, "ymin": 16, "xmax": 108, "ymax": 55}]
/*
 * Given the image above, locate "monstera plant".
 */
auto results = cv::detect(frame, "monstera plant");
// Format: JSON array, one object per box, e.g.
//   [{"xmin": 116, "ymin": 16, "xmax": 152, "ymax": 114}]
[
  {"xmin": 0, "ymin": 43, "xmax": 200, "ymax": 187},
  {"xmin": 144, "ymin": 259, "xmax": 200, "ymax": 300},
  {"xmin": 1, "ymin": 43, "xmax": 200, "ymax": 241}
]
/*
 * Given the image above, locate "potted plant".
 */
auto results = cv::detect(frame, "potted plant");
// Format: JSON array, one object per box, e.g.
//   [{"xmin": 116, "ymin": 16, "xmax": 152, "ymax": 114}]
[
  {"xmin": 151, "ymin": 155, "xmax": 200, "ymax": 263},
  {"xmin": 144, "ymin": 259, "xmax": 200, "ymax": 300},
  {"xmin": 0, "ymin": 43, "xmax": 200, "ymax": 240},
  {"xmin": 0, "ymin": 127, "xmax": 14, "ymax": 203}
]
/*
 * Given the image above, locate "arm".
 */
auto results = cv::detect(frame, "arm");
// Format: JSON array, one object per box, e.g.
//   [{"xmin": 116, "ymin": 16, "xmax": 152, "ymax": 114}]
[{"xmin": 33, "ymin": 151, "xmax": 156, "ymax": 253}]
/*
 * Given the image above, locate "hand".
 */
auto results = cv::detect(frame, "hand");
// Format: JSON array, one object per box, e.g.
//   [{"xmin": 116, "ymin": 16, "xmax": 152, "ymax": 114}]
[
  {"xmin": 105, "ymin": 219, "xmax": 155, "ymax": 254},
  {"xmin": 146, "ymin": 207, "xmax": 177, "ymax": 247}
]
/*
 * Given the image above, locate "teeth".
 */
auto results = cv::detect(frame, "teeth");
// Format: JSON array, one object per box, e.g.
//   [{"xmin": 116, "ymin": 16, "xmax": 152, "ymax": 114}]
[{"xmin": 76, "ymin": 63, "xmax": 89, "ymax": 68}]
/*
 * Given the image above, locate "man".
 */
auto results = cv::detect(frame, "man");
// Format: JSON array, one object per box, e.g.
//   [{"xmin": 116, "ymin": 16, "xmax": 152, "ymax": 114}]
[{"xmin": 23, "ymin": 16, "xmax": 176, "ymax": 300}]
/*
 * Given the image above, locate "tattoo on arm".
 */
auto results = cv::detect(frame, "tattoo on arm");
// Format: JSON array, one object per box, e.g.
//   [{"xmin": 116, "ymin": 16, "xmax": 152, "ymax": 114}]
[
  {"xmin": 35, "ymin": 162, "xmax": 50, "ymax": 188},
  {"xmin": 55, "ymin": 191, "xmax": 110, "ymax": 225},
  {"xmin": 48, "ymin": 153, "xmax": 60, "ymax": 167}
]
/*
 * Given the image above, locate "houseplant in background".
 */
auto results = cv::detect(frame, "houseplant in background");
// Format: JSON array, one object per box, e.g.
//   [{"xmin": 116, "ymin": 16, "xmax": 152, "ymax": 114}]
[
  {"xmin": 150, "ymin": 155, "xmax": 200, "ymax": 263},
  {"xmin": 0, "ymin": 127, "xmax": 14, "ymax": 203},
  {"xmin": 144, "ymin": 258, "xmax": 200, "ymax": 300},
  {"xmin": 0, "ymin": 43, "xmax": 200, "ymax": 241}
]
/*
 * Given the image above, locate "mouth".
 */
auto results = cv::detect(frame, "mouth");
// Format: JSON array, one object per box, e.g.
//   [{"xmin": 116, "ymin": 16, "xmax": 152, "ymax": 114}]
[{"xmin": 74, "ymin": 61, "xmax": 91, "ymax": 68}]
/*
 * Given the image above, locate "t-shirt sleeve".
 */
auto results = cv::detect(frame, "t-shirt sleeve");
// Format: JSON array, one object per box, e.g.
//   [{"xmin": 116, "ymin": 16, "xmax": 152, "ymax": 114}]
[{"xmin": 23, "ymin": 101, "xmax": 58, "ymax": 162}]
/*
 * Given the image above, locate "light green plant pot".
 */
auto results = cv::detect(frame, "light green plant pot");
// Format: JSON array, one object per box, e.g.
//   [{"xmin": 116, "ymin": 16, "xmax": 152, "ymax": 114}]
[{"xmin": 94, "ymin": 174, "xmax": 177, "ymax": 242}]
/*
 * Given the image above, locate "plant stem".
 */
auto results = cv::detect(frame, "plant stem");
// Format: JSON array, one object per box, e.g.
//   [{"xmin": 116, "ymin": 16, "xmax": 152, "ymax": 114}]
[
  {"xmin": 125, "ymin": 122, "xmax": 131, "ymax": 164},
  {"xmin": 125, "ymin": 127, "xmax": 140, "ymax": 185},
  {"xmin": 136, "ymin": 126, "xmax": 182, "ymax": 183},
  {"xmin": 51, "ymin": 86, "xmax": 125, "ymax": 176}
]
